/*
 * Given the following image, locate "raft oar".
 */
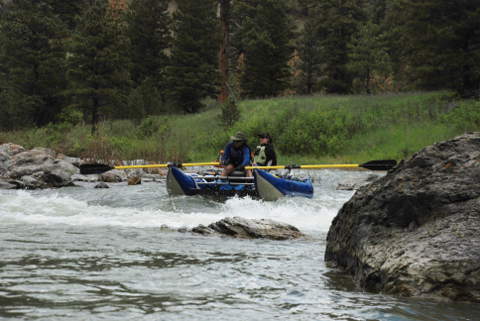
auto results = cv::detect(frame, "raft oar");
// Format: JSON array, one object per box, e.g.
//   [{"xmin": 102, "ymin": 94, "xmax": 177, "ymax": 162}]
[
  {"xmin": 79, "ymin": 162, "xmax": 220, "ymax": 175},
  {"xmin": 80, "ymin": 159, "xmax": 397, "ymax": 175},
  {"xmin": 246, "ymin": 160, "xmax": 397, "ymax": 171}
]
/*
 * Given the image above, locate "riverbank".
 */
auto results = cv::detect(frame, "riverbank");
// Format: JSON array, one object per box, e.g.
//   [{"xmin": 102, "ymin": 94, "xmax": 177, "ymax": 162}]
[{"xmin": 1, "ymin": 91, "xmax": 478, "ymax": 164}]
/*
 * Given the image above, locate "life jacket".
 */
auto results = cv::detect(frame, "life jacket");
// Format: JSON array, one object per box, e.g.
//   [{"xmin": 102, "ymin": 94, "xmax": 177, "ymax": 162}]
[
  {"xmin": 254, "ymin": 145, "xmax": 267, "ymax": 165},
  {"xmin": 229, "ymin": 146, "xmax": 244, "ymax": 166}
]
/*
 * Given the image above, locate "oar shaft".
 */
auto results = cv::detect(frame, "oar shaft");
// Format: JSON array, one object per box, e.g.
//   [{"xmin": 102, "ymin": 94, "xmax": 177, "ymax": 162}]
[
  {"xmin": 301, "ymin": 164, "xmax": 360, "ymax": 169},
  {"xmin": 245, "ymin": 164, "xmax": 360, "ymax": 170},
  {"xmin": 245, "ymin": 165, "xmax": 285, "ymax": 170},
  {"xmin": 111, "ymin": 160, "xmax": 394, "ymax": 171},
  {"xmin": 114, "ymin": 162, "xmax": 220, "ymax": 170}
]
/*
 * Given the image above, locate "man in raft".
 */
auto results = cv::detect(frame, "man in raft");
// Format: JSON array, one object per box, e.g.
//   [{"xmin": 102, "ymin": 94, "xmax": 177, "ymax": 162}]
[{"xmin": 221, "ymin": 132, "xmax": 252, "ymax": 177}]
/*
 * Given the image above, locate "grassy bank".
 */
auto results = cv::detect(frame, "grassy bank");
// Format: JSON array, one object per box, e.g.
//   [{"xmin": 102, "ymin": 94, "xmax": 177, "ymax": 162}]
[{"xmin": 1, "ymin": 91, "xmax": 478, "ymax": 164}]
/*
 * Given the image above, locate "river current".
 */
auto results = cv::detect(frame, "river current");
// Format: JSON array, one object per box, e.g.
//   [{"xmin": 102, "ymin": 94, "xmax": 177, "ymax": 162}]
[{"xmin": 1, "ymin": 170, "xmax": 479, "ymax": 320}]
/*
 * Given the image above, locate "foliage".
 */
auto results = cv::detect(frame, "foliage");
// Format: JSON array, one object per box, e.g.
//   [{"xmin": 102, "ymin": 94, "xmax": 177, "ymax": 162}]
[
  {"xmin": 1, "ymin": 91, "xmax": 474, "ymax": 164},
  {"xmin": 313, "ymin": 0, "xmax": 364, "ymax": 94},
  {"xmin": 232, "ymin": 0, "xmax": 294, "ymax": 98},
  {"xmin": 386, "ymin": 0, "xmax": 480, "ymax": 97},
  {"xmin": 66, "ymin": 0, "xmax": 131, "ymax": 134},
  {"xmin": 0, "ymin": 0, "xmax": 67, "ymax": 129},
  {"xmin": 441, "ymin": 100, "xmax": 480, "ymax": 131},
  {"xmin": 166, "ymin": 0, "xmax": 218, "ymax": 113},
  {"xmin": 347, "ymin": 21, "xmax": 392, "ymax": 94},
  {"xmin": 219, "ymin": 96, "xmax": 241, "ymax": 128},
  {"xmin": 297, "ymin": 16, "xmax": 321, "ymax": 94},
  {"xmin": 127, "ymin": 0, "xmax": 170, "ymax": 89}
]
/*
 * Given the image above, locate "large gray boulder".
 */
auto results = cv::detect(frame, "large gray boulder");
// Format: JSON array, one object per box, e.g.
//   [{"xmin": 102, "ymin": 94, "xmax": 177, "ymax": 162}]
[
  {"xmin": 0, "ymin": 143, "xmax": 25, "ymax": 176},
  {"xmin": 6, "ymin": 147, "xmax": 79, "ymax": 188},
  {"xmin": 192, "ymin": 216, "xmax": 304, "ymax": 240},
  {"xmin": 325, "ymin": 133, "xmax": 480, "ymax": 302}
]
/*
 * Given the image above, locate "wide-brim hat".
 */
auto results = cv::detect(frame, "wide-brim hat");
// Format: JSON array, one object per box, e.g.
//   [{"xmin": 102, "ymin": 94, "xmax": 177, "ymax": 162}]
[{"xmin": 231, "ymin": 132, "xmax": 247, "ymax": 142}]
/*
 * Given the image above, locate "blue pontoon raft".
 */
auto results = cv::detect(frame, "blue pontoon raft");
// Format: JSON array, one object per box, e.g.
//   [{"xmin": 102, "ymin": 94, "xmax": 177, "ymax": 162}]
[{"xmin": 166, "ymin": 167, "xmax": 313, "ymax": 201}]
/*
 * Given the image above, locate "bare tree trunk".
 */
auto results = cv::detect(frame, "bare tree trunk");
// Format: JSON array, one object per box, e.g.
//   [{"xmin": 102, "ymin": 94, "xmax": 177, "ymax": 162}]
[{"xmin": 218, "ymin": 0, "xmax": 230, "ymax": 103}]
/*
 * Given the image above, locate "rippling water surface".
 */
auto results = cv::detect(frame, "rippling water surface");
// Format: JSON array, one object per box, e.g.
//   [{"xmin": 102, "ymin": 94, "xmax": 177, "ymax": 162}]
[{"xmin": 1, "ymin": 170, "xmax": 479, "ymax": 320}]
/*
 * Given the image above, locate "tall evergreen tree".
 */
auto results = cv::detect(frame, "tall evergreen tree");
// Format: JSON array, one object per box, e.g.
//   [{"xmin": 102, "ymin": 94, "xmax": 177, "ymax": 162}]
[
  {"xmin": 218, "ymin": 0, "xmax": 232, "ymax": 103},
  {"xmin": 233, "ymin": 0, "xmax": 294, "ymax": 98},
  {"xmin": 0, "ymin": 0, "xmax": 67, "ymax": 129},
  {"xmin": 387, "ymin": 0, "xmax": 480, "ymax": 97},
  {"xmin": 66, "ymin": 0, "xmax": 131, "ymax": 135},
  {"xmin": 166, "ymin": 0, "xmax": 218, "ymax": 113},
  {"xmin": 314, "ymin": 0, "xmax": 364, "ymax": 94},
  {"xmin": 127, "ymin": 0, "xmax": 171, "ymax": 115},
  {"xmin": 127, "ymin": 0, "xmax": 170, "ymax": 88},
  {"xmin": 298, "ymin": 16, "xmax": 321, "ymax": 94},
  {"xmin": 45, "ymin": 0, "xmax": 89, "ymax": 30},
  {"xmin": 347, "ymin": 21, "xmax": 391, "ymax": 94}
]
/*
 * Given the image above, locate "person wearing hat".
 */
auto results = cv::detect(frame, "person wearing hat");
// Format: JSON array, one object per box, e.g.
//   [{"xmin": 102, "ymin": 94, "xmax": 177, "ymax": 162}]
[
  {"xmin": 221, "ymin": 132, "xmax": 252, "ymax": 176},
  {"xmin": 253, "ymin": 133, "xmax": 277, "ymax": 167}
]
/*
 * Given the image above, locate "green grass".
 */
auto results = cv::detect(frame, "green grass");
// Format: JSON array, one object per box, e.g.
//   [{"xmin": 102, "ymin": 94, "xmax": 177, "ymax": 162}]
[{"xmin": 1, "ymin": 91, "xmax": 478, "ymax": 164}]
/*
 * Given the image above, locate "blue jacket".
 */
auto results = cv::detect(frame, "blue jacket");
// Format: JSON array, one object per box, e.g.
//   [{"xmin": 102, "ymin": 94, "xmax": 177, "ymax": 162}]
[{"xmin": 222, "ymin": 142, "xmax": 251, "ymax": 169}]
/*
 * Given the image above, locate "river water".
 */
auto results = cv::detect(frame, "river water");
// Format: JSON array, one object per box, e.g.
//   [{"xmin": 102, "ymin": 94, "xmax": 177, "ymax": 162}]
[{"xmin": 1, "ymin": 170, "xmax": 479, "ymax": 321}]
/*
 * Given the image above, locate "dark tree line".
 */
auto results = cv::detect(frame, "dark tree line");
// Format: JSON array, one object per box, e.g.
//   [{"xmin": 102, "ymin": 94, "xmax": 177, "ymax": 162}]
[{"xmin": 0, "ymin": 0, "xmax": 479, "ymax": 132}]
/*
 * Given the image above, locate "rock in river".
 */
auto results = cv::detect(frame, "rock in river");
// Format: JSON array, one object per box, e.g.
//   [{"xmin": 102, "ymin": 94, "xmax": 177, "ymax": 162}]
[
  {"xmin": 0, "ymin": 143, "xmax": 25, "ymax": 176},
  {"xmin": 325, "ymin": 133, "xmax": 480, "ymax": 302},
  {"xmin": 100, "ymin": 169, "xmax": 127, "ymax": 183},
  {"xmin": 94, "ymin": 182, "xmax": 110, "ymax": 189},
  {"xmin": 192, "ymin": 216, "xmax": 304, "ymax": 240},
  {"xmin": 3, "ymin": 145, "xmax": 79, "ymax": 189},
  {"xmin": 128, "ymin": 176, "xmax": 142, "ymax": 185}
]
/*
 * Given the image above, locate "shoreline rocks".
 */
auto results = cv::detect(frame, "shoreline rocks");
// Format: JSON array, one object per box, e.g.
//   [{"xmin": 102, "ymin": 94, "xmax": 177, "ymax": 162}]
[
  {"xmin": 192, "ymin": 216, "xmax": 305, "ymax": 240},
  {"xmin": 325, "ymin": 133, "xmax": 480, "ymax": 302},
  {"xmin": 1, "ymin": 145, "xmax": 79, "ymax": 189},
  {"xmin": 0, "ymin": 143, "xmax": 166, "ymax": 189}
]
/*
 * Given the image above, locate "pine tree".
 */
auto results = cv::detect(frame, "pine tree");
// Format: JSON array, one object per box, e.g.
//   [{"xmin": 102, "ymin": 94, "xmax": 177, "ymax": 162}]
[
  {"xmin": 347, "ymin": 21, "xmax": 391, "ymax": 94},
  {"xmin": 298, "ymin": 17, "xmax": 321, "ymax": 94},
  {"xmin": 44, "ymin": 0, "xmax": 89, "ymax": 30},
  {"xmin": 0, "ymin": 0, "xmax": 67, "ymax": 129},
  {"xmin": 314, "ymin": 0, "xmax": 364, "ymax": 94},
  {"xmin": 66, "ymin": 0, "xmax": 131, "ymax": 135},
  {"xmin": 386, "ymin": 0, "xmax": 480, "ymax": 97},
  {"xmin": 127, "ymin": 0, "xmax": 170, "ymax": 89},
  {"xmin": 233, "ymin": 0, "xmax": 294, "ymax": 98},
  {"xmin": 218, "ymin": 0, "xmax": 232, "ymax": 103},
  {"xmin": 166, "ymin": 0, "xmax": 218, "ymax": 113}
]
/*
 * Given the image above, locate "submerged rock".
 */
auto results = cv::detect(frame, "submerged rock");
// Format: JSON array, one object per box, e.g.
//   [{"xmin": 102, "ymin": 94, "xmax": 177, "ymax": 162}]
[
  {"xmin": 72, "ymin": 174, "xmax": 99, "ymax": 182},
  {"xmin": 94, "ymin": 182, "xmax": 109, "ymax": 189},
  {"xmin": 336, "ymin": 182, "xmax": 365, "ymax": 191},
  {"xmin": 192, "ymin": 216, "xmax": 304, "ymax": 240},
  {"xmin": 100, "ymin": 169, "xmax": 127, "ymax": 183},
  {"xmin": 0, "ymin": 178, "xmax": 19, "ymax": 189},
  {"xmin": 336, "ymin": 174, "xmax": 382, "ymax": 191},
  {"xmin": 128, "ymin": 176, "xmax": 142, "ymax": 185},
  {"xmin": 325, "ymin": 133, "xmax": 480, "ymax": 302}
]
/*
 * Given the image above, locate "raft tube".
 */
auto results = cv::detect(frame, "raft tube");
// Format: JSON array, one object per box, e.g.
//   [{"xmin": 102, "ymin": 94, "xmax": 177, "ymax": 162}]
[{"xmin": 254, "ymin": 169, "xmax": 313, "ymax": 201}]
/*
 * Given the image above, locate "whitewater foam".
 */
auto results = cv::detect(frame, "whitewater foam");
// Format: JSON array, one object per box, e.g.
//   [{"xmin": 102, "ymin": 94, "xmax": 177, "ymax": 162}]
[{"xmin": 0, "ymin": 189, "xmax": 343, "ymax": 232}]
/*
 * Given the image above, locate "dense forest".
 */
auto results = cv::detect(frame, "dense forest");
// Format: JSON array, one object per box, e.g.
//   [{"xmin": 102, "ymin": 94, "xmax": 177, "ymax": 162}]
[{"xmin": 0, "ymin": 0, "xmax": 479, "ymax": 133}]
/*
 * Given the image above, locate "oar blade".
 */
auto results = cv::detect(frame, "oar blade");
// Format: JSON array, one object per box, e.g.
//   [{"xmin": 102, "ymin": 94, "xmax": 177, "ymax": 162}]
[
  {"xmin": 79, "ymin": 164, "xmax": 114, "ymax": 175},
  {"xmin": 360, "ymin": 160, "xmax": 397, "ymax": 171}
]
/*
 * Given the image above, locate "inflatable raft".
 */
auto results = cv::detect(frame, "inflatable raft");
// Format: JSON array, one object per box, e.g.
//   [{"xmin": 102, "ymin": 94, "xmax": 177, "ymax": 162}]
[{"xmin": 166, "ymin": 167, "xmax": 313, "ymax": 201}]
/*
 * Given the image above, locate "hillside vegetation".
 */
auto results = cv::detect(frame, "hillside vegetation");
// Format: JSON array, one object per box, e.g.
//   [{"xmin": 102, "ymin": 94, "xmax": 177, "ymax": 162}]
[{"xmin": 1, "ymin": 92, "xmax": 478, "ymax": 164}]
